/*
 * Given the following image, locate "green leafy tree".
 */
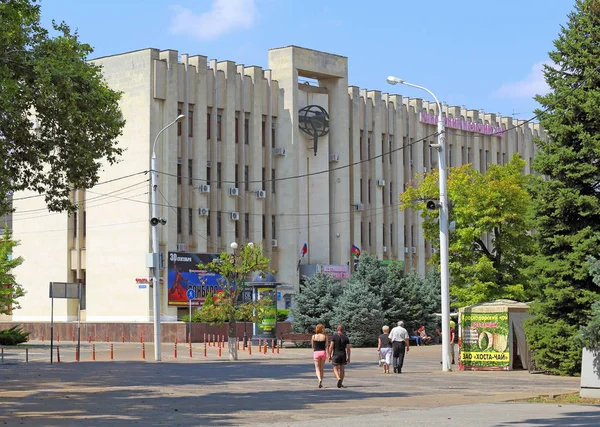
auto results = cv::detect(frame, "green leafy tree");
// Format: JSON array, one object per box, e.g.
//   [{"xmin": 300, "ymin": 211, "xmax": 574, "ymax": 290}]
[
  {"xmin": 523, "ymin": 0, "xmax": 600, "ymax": 376},
  {"xmin": 291, "ymin": 271, "xmax": 342, "ymax": 333},
  {"xmin": 0, "ymin": 0, "xmax": 125, "ymax": 215},
  {"xmin": 331, "ymin": 276, "xmax": 384, "ymax": 347},
  {"xmin": 197, "ymin": 242, "xmax": 272, "ymax": 360},
  {"xmin": 400, "ymin": 154, "xmax": 535, "ymax": 307},
  {"xmin": 0, "ymin": 226, "xmax": 25, "ymax": 314}
]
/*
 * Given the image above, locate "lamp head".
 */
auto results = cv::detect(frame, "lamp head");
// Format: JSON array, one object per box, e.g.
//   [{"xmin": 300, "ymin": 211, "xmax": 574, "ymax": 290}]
[
  {"xmin": 175, "ymin": 114, "xmax": 186, "ymax": 122},
  {"xmin": 386, "ymin": 76, "xmax": 404, "ymax": 86},
  {"xmin": 230, "ymin": 242, "xmax": 238, "ymax": 250}
]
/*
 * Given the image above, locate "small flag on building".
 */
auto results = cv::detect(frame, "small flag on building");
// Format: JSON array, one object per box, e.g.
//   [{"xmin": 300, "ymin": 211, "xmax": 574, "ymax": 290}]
[
  {"xmin": 301, "ymin": 243, "xmax": 308, "ymax": 257},
  {"xmin": 351, "ymin": 244, "xmax": 361, "ymax": 257}
]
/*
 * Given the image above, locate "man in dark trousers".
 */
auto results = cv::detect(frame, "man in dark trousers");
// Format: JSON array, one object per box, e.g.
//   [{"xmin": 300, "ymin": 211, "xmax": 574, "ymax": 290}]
[
  {"xmin": 388, "ymin": 320, "xmax": 410, "ymax": 373},
  {"xmin": 328, "ymin": 324, "xmax": 351, "ymax": 388}
]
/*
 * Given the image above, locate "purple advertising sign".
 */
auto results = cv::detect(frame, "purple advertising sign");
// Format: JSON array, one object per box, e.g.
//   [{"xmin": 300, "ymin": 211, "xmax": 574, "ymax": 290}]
[{"xmin": 420, "ymin": 112, "xmax": 505, "ymax": 137}]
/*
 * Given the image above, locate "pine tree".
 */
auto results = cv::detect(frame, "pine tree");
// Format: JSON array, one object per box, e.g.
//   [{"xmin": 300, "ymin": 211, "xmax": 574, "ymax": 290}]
[
  {"xmin": 380, "ymin": 261, "xmax": 408, "ymax": 326},
  {"xmin": 398, "ymin": 270, "xmax": 441, "ymax": 335},
  {"xmin": 353, "ymin": 254, "xmax": 388, "ymax": 294},
  {"xmin": 524, "ymin": 0, "xmax": 600, "ymax": 375},
  {"xmin": 291, "ymin": 271, "xmax": 341, "ymax": 333},
  {"xmin": 331, "ymin": 276, "xmax": 384, "ymax": 347}
]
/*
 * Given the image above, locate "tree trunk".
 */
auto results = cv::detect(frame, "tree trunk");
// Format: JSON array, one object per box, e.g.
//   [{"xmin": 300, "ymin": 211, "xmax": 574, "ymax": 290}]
[{"xmin": 228, "ymin": 318, "xmax": 238, "ymax": 361}]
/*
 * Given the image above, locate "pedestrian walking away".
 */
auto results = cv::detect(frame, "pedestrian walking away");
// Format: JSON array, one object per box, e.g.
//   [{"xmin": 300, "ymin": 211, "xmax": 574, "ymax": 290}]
[
  {"xmin": 328, "ymin": 324, "xmax": 351, "ymax": 388},
  {"xmin": 377, "ymin": 325, "xmax": 392, "ymax": 374},
  {"xmin": 311, "ymin": 323, "xmax": 328, "ymax": 388},
  {"xmin": 388, "ymin": 320, "xmax": 410, "ymax": 373}
]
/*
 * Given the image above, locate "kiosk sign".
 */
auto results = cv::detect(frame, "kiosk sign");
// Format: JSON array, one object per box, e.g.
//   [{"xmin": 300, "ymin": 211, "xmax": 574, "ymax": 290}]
[{"xmin": 460, "ymin": 311, "xmax": 510, "ymax": 370}]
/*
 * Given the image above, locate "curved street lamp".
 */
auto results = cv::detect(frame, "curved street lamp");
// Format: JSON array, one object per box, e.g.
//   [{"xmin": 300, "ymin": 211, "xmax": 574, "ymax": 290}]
[
  {"xmin": 386, "ymin": 76, "xmax": 451, "ymax": 372},
  {"xmin": 151, "ymin": 114, "xmax": 185, "ymax": 361}
]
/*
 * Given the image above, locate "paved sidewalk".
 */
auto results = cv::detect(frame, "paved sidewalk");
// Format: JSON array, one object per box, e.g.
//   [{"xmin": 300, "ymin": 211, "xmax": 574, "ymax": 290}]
[{"xmin": 0, "ymin": 344, "xmax": 585, "ymax": 426}]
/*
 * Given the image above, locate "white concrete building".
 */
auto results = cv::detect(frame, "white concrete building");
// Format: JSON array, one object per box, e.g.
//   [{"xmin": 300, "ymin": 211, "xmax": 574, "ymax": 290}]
[{"xmin": 9, "ymin": 46, "xmax": 545, "ymax": 322}]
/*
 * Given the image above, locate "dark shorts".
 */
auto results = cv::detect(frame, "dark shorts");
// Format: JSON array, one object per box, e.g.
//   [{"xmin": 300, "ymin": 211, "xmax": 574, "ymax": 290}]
[{"xmin": 332, "ymin": 352, "xmax": 347, "ymax": 365}]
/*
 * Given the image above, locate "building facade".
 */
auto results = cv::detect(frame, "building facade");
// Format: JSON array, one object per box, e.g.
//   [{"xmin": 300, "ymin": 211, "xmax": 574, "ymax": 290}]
[{"xmin": 9, "ymin": 46, "xmax": 545, "ymax": 322}]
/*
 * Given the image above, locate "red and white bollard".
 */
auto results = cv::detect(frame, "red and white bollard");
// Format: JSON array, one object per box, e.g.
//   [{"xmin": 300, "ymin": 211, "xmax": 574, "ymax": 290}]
[
  {"xmin": 110, "ymin": 344, "xmax": 114, "ymax": 361},
  {"xmin": 174, "ymin": 342, "xmax": 178, "ymax": 359},
  {"xmin": 142, "ymin": 343, "xmax": 146, "ymax": 360},
  {"xmin": 92, "ymin": 344, "xmax": 96, "ymax": 361},
  {"xmin": 56, "ymin": 346, "xmax": 61, "ymax": 363}
]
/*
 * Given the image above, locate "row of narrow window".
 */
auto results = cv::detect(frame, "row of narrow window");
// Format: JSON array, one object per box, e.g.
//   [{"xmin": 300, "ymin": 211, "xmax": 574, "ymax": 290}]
[
  {"xmin": 176, "ymin": 163, "xmax": 276, "ymax": 193},
  {"xmin": 175, "ymin": 208, "xmax": 276, "ymax": 240}
]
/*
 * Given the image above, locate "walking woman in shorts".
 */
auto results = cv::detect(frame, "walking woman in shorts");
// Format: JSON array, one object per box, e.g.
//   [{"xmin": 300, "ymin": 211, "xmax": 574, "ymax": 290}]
[
  {"xmin": 378, "ymin": 325, "xmax": 392, "ymax": 373},
  {"xmin": 312, "ymin": 324, "xmax": 328, "ymax": 388}
]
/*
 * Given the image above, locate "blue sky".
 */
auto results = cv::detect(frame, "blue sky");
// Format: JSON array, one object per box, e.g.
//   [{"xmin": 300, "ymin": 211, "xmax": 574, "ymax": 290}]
[{"xmin": 41, "ymin": 0, "xmax": 575, "ymax": 120}]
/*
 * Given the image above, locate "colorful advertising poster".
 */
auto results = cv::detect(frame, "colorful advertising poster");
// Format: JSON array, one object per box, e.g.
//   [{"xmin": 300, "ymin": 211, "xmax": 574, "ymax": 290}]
[
  {"xmin": 460, "ymin": 311, "xmax": 510, "ymax": 370},
  {"xmin": 167, "ymin": 252, "xmax": 221, "ymax": 306},
  {"xmin": 256, "ymin": 286, "xmax": 276, "ymax": 338}
]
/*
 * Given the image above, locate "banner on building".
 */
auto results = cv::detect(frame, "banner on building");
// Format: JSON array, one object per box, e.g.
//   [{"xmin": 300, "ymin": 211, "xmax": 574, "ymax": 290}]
[
  {"xmin": 167, "ymin": 252, "xmax": 221, "ymax": 306},
  {"xmin": 460, "ymin": 311, "xmax": 510, "ymax": 370}
]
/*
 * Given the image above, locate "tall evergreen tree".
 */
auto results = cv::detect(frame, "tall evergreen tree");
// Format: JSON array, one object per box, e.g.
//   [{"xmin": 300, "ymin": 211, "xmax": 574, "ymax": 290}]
[
  {"xmin": 524, "ymin": 0, "xmax": 600, "ymax": 375},
  {"xmin": 331, "ymin": 276, "xmax": 384, "ymax": 347},
  {"xmin": 353, "ymin": 254, "xmax": 388, "ymax": 293},
  {"xmin": 291, "ymin": 271, "xmax": 341, "ymax": 333},
  {"xmin": 398, "ymin": 270, "xmax": 441, "ymax": 335},
  {"xmin": 381, "ymin": 261, "xmax": 409, "ymax": 326}
]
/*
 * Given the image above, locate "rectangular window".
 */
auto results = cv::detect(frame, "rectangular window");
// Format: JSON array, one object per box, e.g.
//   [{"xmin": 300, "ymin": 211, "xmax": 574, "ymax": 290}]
[
  {"xmin": 271, "ymin": 168, "xmax": 276, "ymax": 194},
  {"xmin": 217, "ymin": 114, "xmax": 222, "ymax": 141},
  {"xmin": 217, "ymin": 211, "xmax": 222, "ymax": 237},
  {"xmin": 188, "ymin": 159, "xmax": 193, "ymax": 185},
  {"xmin": 360, "ymin": 179, "xmax": 363, "ymax": 203},
  {"xmin": 73, "ymin": 212, "xmax": 77, "ymax": 239},
  {"xmin": 368, "ymin": 179, "xmax": 371, "ymax": 204},
  {"xmin": 262, "ymin": 167, "xmax": 266, "ymax": 191},
  {"xmin": 368, "ymin": 222, "xmax": 372, "ymax": 246},
  {"xmin": 272, "ymin": 120, "xmax": 276, "ymax": 148},
  {"xmin": 207, "ymin": 214, "xmax": 211, "ymax": 237},
  {"xmin": 177, "ymin": 208, "xmax": 182, "ymax": 234},
  {"xmin": 361, "ymin": 221, "xmax": 364, "ymax": 246},
  {"xmin": 272, "ymin": 215, "xmax": 276, "ymax": 239},
  {"xmin": 177, "ymin": 163, "xmax": 182, "ymax": 185},
  {"xmin": 262, "ymin": 117, "xmax": 266, "ymax": 147},
  {"xmin": 235, "ymin": 164, "xmax": 239, "ymax": 189},
  {"xmin": 235, "ymin": 117, "xmax": 239, "ymax": 144},
  {"xmin": 389, "ymin": 137, "xmax": 393, "ymax": 164},
  {"xmin": 382, "ymin": 136, "xmax": 385, "ymax": 163},
  {"xmin": 235, "ymin": 220, "xmax": 239, "ymax": 238},
  {"xmin": 245, "ymin": 165, "xmax": 249, "ymax": 191},
  {"xmin": 217, "ymin": 162, "xmax": 222, "ymax": 188},
  {"xmin": 390, "ymin": 223, "xmax": 394, "ymax": 247},
  {"xmin": 177, "ymin": 108, "xmax": 182, "ymax": 136},
  {"xmin": 368, "ymin": 133, "xmax": 372, "ymax": 159},
  {"xmin": 188, "ymin": 108, "xmax": 194, "ymax": 137},
  {"xmin": 244, "ymin": 118, "xmax": 249, "ymax": 145},
  {"xmin": 188, "ymin": 208, "xmax": 192, "ymax": 235},
  {"xmin": 360, "ymin": 131, "xmax": 363, "ymax": 160},
  {"xmin": 83, "ymin": 211, "xmax": 86, "ymax": 237},
  {"xmin": 244, "ymin": 214, "xmax": 249, "ymax": 239},
  {"xmin": 206, "ymin": 166, "xmax": 211, "ymax": 185},
  {"xmin": 207, "ymin": 112, "xmax": 211, "ymax": 139},
  {"xmin": 262, "ymin": 215, "xmax": 266, "ymax": 239},
  {"xmin": 390, "ymin": 182, "xmax": 393, "ymax": 205}
]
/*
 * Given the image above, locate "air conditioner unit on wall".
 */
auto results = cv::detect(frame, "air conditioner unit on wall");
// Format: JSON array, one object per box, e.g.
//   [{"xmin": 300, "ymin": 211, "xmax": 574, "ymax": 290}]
[
  {"xmin": 412, "ymin": 247, "xmax": 417, "ymax": 254},
  {"xmin": 271, "ymin": 239, "xmax": 278, "ymax": 248},
  {"xmin": 377, "ymin": 179, "xmax": 385, "ymax": 187},
  {"xmin": 199, "ymin": 184, "xmax": 210, "ymax": 193},
  {"xmin": 256, "ymin": 190, "xmax": 266, "ymax": 199},
  {"xmin": 229, "ymin": 187, "xmax": 239, "ymax": 196},
  {"xmin": 177, "ymin": 157, "xmax": 183, "ymax": 165},
  {"xmin": 329, "ymin": 153, "xmax": 340, "ymax": 162},
  {"xmin": 198, "ymin": 208, "xmax": 209, "ymax": 216},
  {"xmin": 230, "ymin": 212, "xmax": 240, "ymax": 221},
  {"xmin": 355, "ymin": 203, "xmax": 365, "ymax": 211},
  {"xmin": 177, "ymin": 243, "xmax": 187, "ymax": 252},
  {"xmin": 404, "ymin": 247, "xmax": 409, "ymax": 253},
  {"xmin": 273, "ymin": 147, "xmax": 286, "ymax": 156},
  {"xmin": 383, "ymin": 246, "xmax": 387, "ymax": 253}
]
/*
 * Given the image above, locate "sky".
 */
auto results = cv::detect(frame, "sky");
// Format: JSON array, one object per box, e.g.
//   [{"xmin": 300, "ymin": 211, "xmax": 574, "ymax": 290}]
[{"xmin": 40, "ymin": 0, "xmax": 576, "ymax": 121}]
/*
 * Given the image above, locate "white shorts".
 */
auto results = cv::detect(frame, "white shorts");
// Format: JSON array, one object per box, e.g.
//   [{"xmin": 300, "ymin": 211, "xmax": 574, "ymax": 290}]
[{"xmin": 380, "ymin": 347, "xmax": 392, "ymax": 365}]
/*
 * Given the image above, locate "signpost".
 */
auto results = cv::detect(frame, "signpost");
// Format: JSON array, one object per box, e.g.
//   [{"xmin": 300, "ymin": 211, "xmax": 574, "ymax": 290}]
[
  {"xmin": 186, "ymin": 288, "xmax": 195, "ymax": 341},
  {"xmin": 49, "ymin": 282, "xmax": 81, "ymax": 364}
]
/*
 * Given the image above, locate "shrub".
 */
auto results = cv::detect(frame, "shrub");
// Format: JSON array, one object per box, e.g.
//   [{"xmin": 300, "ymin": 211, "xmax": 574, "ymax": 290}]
[
  {"xmin": 0, "ymin": 326, "xmax": 30, "ymax": 346},
  {"xmin": 277, "ymin": 309, "xmax": 289, "ymax": 322}
]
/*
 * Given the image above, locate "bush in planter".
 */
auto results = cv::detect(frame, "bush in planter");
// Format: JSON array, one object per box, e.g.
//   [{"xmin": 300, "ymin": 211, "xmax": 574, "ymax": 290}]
[
  {"xmin": 277, "ymin": 309, "xmax": 289, "ymax": 322},
  {"xmin": 0, "ymin": 326, "xmax": 30, "ymax": 346}
]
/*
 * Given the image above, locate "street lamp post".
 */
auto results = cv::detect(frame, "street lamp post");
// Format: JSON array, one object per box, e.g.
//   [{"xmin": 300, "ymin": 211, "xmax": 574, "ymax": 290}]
[
  {"xmin": 151, "ymin": 114, "xmax": 185, "ymax": 361},
  {"xmin": 386, "ymin": 76, "xmax": 451, "ymax": 372}
]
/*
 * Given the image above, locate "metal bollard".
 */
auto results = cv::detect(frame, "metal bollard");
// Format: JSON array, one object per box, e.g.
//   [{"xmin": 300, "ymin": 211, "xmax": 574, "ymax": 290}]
[
  {"xmin": 26, "ymin": 348, "xmax": 29, "ymax": 363},
  {"xmin": 92, "ymin": 344, "xmax": 96, "ymax": 361},
  {"xmin": 76, "ymin": 345, "xmax": 80, "ymax": 362},
  {"xmin": 57, "ymin": 346, "xmax": 61, "ymax": 363},
  {"xmin": 272, "ymin": 339, "xmax": 275, "ymax": 354},
  {"xmin": 189, "ymin": 343, "xmax": 192, "ymax": 358},
  {"xmin": 1, "ymin": 347, "xmax": 3, "ymax": 363},
  {"xmin": 204, "ymin": 343, "xmax": 207, "ymax": 358},
  {"xmin": 248, "ymin": 342, "xmax": 252, "ymax": 356},
  {"xmin": 110, "ymin": 344, "xmax": 114, "ymax": 360},
  {"xmin": 174, "ymin": 342, "xmax": 177, "ymax": 359},
  {"xmin": 142, "ymin": 343, "xmax": 146, "ymax": 360}
]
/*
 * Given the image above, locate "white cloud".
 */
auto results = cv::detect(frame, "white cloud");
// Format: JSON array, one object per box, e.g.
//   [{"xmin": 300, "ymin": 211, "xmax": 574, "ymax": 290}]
[
  {"xmin": 170, "ymin": 0, "xmax": 257, "ymax": 40},
  {"xmin": 493, "ymin": 61, "xmax": 551, "ymax": 99}
]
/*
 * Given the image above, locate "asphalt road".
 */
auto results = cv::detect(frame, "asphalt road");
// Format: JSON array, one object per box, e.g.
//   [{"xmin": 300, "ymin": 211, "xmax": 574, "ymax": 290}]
[{"xmin": 0, "ymin": 343, "xmax": 592, "ymax": 426}]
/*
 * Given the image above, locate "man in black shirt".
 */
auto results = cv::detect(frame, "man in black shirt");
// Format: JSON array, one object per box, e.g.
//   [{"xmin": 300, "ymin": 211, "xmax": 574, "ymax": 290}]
[{"xmin": 328, "ymin": 324, "xmax": 351, "ymax": 388}]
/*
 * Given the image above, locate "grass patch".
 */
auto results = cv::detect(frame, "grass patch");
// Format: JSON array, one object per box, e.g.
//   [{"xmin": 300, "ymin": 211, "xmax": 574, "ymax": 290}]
[{"xmin": 518, "ymin": 392, "xmax": 600, "ymax": 405}]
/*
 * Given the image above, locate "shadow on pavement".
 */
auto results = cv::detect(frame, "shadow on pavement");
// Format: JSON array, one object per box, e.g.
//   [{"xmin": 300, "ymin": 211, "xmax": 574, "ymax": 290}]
[{"xmin": 494, "ymin": 409, "xmax": 600, "ymax": 427}]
